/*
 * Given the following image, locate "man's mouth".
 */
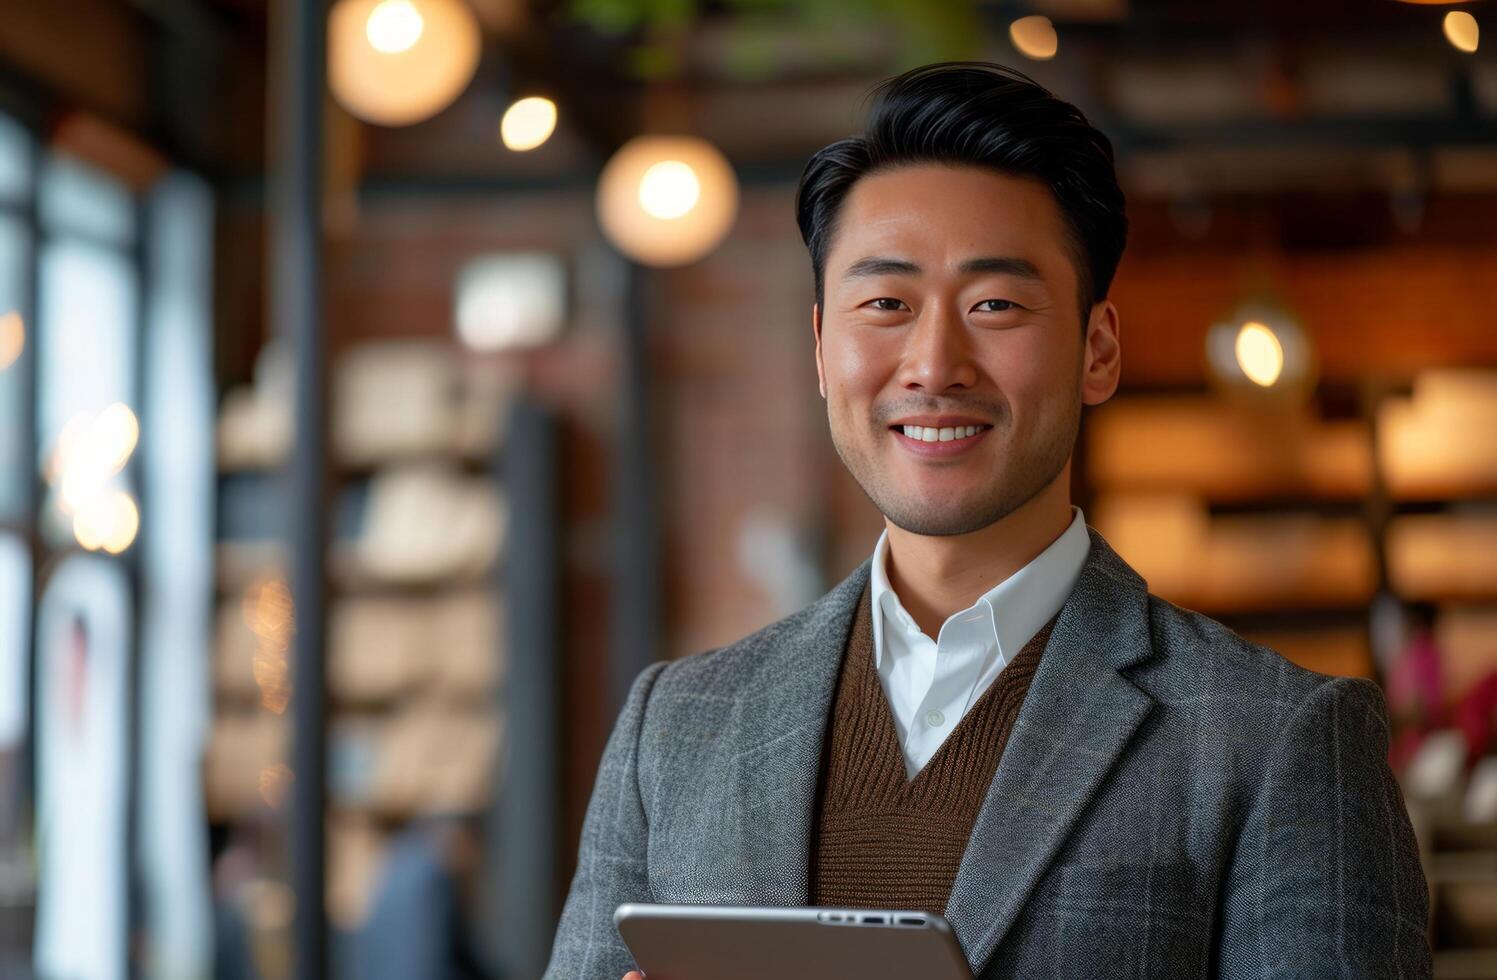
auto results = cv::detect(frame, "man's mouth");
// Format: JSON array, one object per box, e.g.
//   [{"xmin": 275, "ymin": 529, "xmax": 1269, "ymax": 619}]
[{"xmin": 889, "ymin": 423, "xmax": 993, "ymax": 443}]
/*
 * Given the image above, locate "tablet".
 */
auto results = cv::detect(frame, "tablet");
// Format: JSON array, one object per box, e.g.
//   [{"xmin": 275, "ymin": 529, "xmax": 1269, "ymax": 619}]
[{"xmin": 614, "ymin": 903, "xmax": 974, "ymax": 980}]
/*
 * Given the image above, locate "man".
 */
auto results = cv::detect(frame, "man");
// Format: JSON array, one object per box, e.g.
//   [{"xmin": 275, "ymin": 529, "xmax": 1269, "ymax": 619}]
[{"xmin": 546, "ymin": 62, "xmax": 1432, "ymax": 979}]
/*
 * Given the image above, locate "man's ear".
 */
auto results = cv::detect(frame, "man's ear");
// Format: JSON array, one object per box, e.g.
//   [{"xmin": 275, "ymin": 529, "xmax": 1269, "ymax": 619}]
[
  {"xmin": 1081, "ymin": 299, "xmax": 1121, "ymax": 407},
  {"xmin": 812, "ymin": 302, "xmax": 827, "ymax": 399}
]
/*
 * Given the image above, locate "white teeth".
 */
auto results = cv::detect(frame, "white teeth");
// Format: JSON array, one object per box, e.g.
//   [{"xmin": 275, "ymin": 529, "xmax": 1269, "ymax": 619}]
[{"xmin": 900, "ymin": 424, "xmax": 985, "ymax": 442}]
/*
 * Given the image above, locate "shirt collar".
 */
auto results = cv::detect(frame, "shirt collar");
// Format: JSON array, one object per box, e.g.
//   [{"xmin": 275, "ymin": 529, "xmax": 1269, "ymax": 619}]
[{"xmin": 869, "ymin": 506, "xmax": 1091, "ymax": 669}]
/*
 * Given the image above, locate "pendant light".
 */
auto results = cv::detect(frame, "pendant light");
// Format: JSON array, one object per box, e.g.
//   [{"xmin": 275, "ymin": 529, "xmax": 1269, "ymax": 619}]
[{"xmin": 329, "ymin": 0, "xmax": 482, "ymax": 127}]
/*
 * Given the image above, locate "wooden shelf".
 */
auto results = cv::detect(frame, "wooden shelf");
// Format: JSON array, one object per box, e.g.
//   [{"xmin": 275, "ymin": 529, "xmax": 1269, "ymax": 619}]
[
  {"xmin": 214, "ymin": 540, "xmax": 498, "ymax": 597},
  {"xmin": 1388, "ymin": 514, "xmax": 1497, "ymax": 603},
  {"xmin": 1087, "ymin": 395, "xmax": 1373, "ymax": 502},
  {"xmin": 217, "ymin": 449, "xmax": 495, "ymax": 480}
]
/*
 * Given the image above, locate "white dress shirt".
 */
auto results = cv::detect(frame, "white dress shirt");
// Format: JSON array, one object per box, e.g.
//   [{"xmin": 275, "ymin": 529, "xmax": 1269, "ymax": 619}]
[{"xmin": 870, "ymin": 506, "xmax": 1091, "ymax": 779}]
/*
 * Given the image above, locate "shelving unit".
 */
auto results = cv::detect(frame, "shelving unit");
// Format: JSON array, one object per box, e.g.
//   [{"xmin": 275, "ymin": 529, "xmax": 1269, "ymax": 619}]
[
  {"xmin": 206, "ymin": 338, "xmax": 511, "ymax": 938},
  {"xmin": 1086, "ymin": 369, "xmax": 1497, "ymax": 684},
  {"xmin": 1378, "ymin": 372, "xmax": 1497, "ymax": 710}
]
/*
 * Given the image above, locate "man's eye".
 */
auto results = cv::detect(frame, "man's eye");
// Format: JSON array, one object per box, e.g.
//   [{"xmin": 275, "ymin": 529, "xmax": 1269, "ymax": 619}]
[
  {"xmin": 975, "ymin": 299, "xmax": 1018, "ymax": 312},
  {"xmin": 868, "ymin": 298, "xmax": 907, "ymax": 312}
]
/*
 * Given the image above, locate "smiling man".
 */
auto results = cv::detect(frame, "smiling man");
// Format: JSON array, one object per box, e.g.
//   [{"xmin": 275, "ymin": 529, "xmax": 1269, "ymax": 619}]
[{"xmin": 546, "ymin": 63, "xmax": 1432, "ymax": 979}]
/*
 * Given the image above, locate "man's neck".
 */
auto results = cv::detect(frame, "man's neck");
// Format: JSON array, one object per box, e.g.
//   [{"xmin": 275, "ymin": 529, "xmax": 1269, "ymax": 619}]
[{"xmin": 882, "ymin": 479, "xmax": 1074, "ymax": 641}]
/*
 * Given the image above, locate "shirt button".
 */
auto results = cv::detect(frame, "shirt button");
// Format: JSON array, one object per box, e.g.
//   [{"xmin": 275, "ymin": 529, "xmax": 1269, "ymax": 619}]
[{"xmin": 925, "ymin": 709, "xmax": 945, "ymax": 727}]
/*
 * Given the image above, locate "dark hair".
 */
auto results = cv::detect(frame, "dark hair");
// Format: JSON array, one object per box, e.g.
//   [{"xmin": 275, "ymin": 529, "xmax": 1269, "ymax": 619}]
[{"xmin": 794, "ymin": 62, "xmax": 1127, "ymax": 323}]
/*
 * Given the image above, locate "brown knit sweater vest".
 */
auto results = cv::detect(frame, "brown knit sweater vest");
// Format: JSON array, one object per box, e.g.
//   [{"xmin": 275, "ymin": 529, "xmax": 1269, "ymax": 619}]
[{"xmin": 810, "ymin": 584, "xmax": 1058, "ymax": 915}]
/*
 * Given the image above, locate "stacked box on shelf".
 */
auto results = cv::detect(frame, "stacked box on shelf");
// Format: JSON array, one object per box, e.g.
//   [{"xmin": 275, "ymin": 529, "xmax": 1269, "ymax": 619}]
[
  {"xmin": 1379, "ymin": 370, "xmax": 1497, "ymax": 502},
  {"xmin": 1087, "ymin": 396, "xmax": 1373, "ymax": 501}
]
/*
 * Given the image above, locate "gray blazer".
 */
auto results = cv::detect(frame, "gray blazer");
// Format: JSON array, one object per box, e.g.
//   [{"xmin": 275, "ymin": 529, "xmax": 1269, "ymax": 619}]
[{"xmin": 545, "ymin": 528, "xmax": 1432, "ymax": 979}]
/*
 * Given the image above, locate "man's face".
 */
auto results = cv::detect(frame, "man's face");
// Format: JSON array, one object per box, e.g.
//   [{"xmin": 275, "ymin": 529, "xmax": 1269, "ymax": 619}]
[{"xmin": 814, "ymin": 163, "xmax": 1109, "ymax": 537}]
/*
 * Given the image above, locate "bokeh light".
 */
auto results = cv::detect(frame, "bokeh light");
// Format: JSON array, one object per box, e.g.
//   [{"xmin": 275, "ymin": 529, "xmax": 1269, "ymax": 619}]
[
  {"xmin": 596, "ymin": 135, "xmax": 738, "ymax": 267},
  {"xmin": 52, "ymin": 404, "xmax": 139, "ymax": 517},
  {"xmin": 1010, "ymin": 16, "xmax": 1059, "ymax": 61},
  {"xmin": 1206, "ymin": 303, "xmax": 1316, "ymax": 396},
  {"xmin": 244, "ymin": 575, "xmax": 294, "ymax": 714},
  {"xmin": 1444, "ymin": 11, "xmax": 1480, "ymax": 53},
  {"xmin": 92, "ymin": 402, "xmax": 140, "ymax": 474},
  {"xmin": 71, "ymin": 489, "xmax": 139, "ymax": 554},
  {"xmin": 365, "ymin": 0, "xmax": 424, "ymax": 54},
  {"xmin": 46, "ymin": 404, "xmax": 141, "ymax": 555},
  {"xmin": 1236, "ymin": 322, "xmax": 1286, "ymax": 387},
  {"xmin": 500, "ymin": 96, "xmax": 558, "ymax": 152},
  {"xmin": 637, "ymin": 161, "xmax": 701, "ymax": 220},
  {"xmin": 329, "ymin": 0, "xmax": 481, "ymax": 126},
  {"xmin": 0, "ymin": 311, "xmax": 22, "ymax": 370}
]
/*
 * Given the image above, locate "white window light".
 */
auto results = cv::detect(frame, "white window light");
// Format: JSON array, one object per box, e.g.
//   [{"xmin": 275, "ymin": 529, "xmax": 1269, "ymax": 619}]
[{"xmin": 454, "ymin": 252, "xmax": 567, "ymax": 352}]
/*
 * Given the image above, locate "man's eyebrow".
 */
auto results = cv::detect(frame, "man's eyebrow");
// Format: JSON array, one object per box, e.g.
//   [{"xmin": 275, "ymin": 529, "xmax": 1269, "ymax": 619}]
[
  {"xmin": 839, "ymin": 255, "xmax": 1043, "ymax": 281},
  {"xmin": 840, "ymin": 256, "xmax": 920, "ymax": 281},
  {"xmin": 958, "ymin": 256, "xmax": 1043, "ymax": 279}
]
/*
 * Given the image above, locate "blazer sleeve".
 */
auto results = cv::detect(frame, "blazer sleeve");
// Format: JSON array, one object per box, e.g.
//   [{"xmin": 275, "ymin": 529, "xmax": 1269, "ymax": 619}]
[
  {"xmin": 1215, "ymin": 675, "xmax": 1432, "ymax": 979},
  {"xmin": 544, "ymin": 661, "xmax": 668, "ymax": 980}
]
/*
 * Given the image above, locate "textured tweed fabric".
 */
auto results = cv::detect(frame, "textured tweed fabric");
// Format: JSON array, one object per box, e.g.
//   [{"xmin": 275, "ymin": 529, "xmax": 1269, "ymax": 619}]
[
  {"xmin": 811, "ymin": 583, "xmax": 1058, "ymax": 915},
  {"xmin": 544, "ymin": 527, "xmax": 1432, "ymax": 979}
]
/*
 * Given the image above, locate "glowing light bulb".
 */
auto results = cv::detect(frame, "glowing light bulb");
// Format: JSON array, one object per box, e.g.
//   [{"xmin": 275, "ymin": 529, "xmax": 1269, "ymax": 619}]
[
  {"xmin": 501, "ymin": 96, "xmax": 558, "ymax": 151},
  {"xmin": 1235, "ymin": 321, "xmax": 1285, "ymax": 387},
  {"xmin": 638, "ymin": 161, "xmax": 701, "ymax": 220},
  {"xmin": 366, "ymin": 0, "xmax": 424, "ymax": 53},
  {"xmin": 1010, "ymin": 16, "xmax": 1059, "ymax": 61},
  {"xmin": 597, "ymin": 135, "xmax": 738, "ymax": 267},
  {"xmin": 1444, "ymin": 11, "xmax": 1479, "ymax": 53},
  {"xmin": 331, "ymin": 0, "xmax": 481, "ymax": 126}
]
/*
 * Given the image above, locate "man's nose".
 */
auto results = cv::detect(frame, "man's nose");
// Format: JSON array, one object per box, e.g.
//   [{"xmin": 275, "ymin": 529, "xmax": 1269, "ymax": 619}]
[{"xmin": 898, "ymin": 302, "xmax": 978, "ymax": 392}]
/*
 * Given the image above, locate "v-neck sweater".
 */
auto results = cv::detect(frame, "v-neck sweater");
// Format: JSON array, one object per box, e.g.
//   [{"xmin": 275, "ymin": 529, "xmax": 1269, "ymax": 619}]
[{"xmin": 810, "ymin": 582, "xmax": 1059, "ymax": 916}]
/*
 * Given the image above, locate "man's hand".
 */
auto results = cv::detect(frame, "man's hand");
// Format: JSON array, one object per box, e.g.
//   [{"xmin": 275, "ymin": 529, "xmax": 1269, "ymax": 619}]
[{"xmin": 623, "ymin": 973, "xmax": 644, "ymax": 979}]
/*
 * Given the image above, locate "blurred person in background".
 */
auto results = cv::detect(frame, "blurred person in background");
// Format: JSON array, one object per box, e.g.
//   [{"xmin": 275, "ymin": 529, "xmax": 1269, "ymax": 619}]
[
  {"xmin": 548, "ymin": 63, "xmax": 1432, "ymax": 979},
  {"xmin": 353, "ymin": 814, "xmax": 487, "ymax": 980}
]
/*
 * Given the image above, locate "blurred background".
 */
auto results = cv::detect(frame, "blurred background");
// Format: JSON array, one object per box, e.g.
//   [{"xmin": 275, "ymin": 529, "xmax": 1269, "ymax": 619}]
[{"xmin": 0, "ymin": 0, "xmax": 1494, "ymax": 977}]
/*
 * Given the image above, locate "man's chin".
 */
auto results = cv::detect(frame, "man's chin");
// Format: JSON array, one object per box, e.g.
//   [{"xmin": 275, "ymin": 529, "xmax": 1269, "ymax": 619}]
[{"xmin": 879, "ymin": 496, "xmax": 1007, "ymax": 538}]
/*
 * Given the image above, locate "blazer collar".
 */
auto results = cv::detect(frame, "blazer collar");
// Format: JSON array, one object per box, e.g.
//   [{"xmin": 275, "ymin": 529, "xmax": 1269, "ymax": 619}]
[
  {"xmin": 943, "ymin": 526, "xmax": 1159, "ymax": 974},
  {"xmin": 722, "ymin": 558, "xmax": 871, "ymax": 905}
]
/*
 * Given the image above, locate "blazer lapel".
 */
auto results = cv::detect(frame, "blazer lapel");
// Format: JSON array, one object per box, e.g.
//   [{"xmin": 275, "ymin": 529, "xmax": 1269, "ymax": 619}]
[
  {"xmin": 944, "ymin": 528, "xmax": 1159, "ymax": 974},
  {"xmin": 721, "ymin": 560, "xmax": 869, "ymax": 905}
]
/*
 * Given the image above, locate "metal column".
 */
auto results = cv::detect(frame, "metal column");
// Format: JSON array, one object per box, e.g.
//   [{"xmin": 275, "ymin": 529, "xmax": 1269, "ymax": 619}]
[
  {"xmin": 267, "ymin": 1, "xmax": 328, "ymax": 977},
  {"xmin": 492, "ymin": 400, "xmax": 563, "ymax": 978},
  {"xmin": 611, "ymin": 262, "xmax": 660, "ymax": 711}
]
